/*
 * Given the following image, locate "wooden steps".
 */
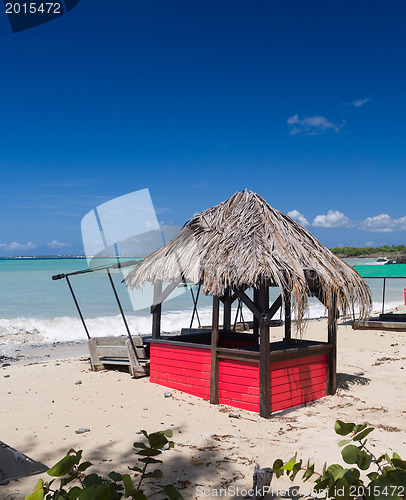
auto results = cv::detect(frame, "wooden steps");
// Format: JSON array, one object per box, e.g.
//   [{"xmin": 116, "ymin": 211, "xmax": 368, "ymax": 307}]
[{"xmin": 88, "ymin": 335, "xmax": 150, "ymax": 377}]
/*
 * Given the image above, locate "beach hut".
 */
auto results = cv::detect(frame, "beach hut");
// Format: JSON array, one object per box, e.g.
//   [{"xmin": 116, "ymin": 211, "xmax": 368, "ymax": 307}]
[{"xmin": 126, "ymin": 191, "xmax": 372, "ymax": 418}]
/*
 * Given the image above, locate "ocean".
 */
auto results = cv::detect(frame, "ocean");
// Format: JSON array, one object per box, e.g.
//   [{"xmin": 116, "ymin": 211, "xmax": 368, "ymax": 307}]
[{"xmin": 0, "ymin": 257, "xmax": 405, "ymax": 354}]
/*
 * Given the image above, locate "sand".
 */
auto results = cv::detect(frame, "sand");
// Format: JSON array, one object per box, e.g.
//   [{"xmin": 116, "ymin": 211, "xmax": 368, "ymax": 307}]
[{"xmin": 1, "ymin": 315, "xmax": 406, "ymax": 499}]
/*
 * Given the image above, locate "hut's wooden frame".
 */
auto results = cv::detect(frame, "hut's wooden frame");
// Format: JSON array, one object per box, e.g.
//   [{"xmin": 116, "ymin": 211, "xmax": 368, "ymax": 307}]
[{"xmin": 149, "ymin": 277, "xmax": 337, "ymax": 418}]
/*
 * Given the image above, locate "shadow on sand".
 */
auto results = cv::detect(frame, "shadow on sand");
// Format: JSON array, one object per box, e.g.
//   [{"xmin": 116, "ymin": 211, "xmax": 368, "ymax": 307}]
[
  {"xmin": 336, "ymin": 372, "xmax": 370, "ymax": 391},
  {"xmin": 0, "ymin": 441, "xmax": 47, "ymax": 483}
]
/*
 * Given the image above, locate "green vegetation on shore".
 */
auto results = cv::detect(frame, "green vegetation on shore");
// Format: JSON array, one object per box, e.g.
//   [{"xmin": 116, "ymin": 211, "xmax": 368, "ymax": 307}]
[{"xmin": 330, "ymin": 245, "xmax": 406, "ymax": 258}]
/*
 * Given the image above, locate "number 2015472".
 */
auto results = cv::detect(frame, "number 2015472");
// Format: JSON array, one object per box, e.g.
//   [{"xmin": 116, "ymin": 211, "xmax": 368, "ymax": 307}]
[{"xmin": 5, "ymin": 2, "xmax": 62, "ymax": 14}]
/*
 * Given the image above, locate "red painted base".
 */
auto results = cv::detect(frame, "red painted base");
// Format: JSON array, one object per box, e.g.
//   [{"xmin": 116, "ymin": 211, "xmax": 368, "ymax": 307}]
[{"xmin": 150, "ymin": 343, "xmax": 327, "ymax": 414}]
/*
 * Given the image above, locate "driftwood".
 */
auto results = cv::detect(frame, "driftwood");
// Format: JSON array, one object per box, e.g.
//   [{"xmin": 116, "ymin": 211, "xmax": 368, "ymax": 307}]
[{"xmin": 249, "ymin": 464, "xmax": 274, "ymax": 499}]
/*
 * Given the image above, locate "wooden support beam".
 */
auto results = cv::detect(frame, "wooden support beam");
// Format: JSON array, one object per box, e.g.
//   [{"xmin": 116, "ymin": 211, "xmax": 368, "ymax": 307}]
[
  {"xmin": 259, "ymin": 283, "xmax": 271, "ymax": 418},
  {"xmin": 223, "ymin": 288, "xmax": 232, "ymax": 331},
  {"xmin": 266, "ymin": 295, "xmax": 282, "ymax": 322},
  {"xmin": 253, "ymin": 288, "xmax": 259, "ymax": 343},
  {"xmin": 327, "ymin": 294, "xmax": 338, "ymax": 395},
  {"xmin": 152, "ymin": 281, "xmax": 162, "ymax": 339},
  {"xmin": 210, "ymin": 295, "xmax": 220, "ymax": 405},
  {"xmin": 284, "ymin": 291, "xmax": 291, "ymax": 342},
  {"xmin": 234, "ymin": 288, "xmax": 262, "ymax": 321}
]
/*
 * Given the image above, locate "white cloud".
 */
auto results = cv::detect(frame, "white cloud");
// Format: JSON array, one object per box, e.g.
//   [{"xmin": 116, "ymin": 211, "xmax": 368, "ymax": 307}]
[
  {"xmin": 47, "ymin": 240, "xmax": 71, "ymax": 248},
  {"xmin": 287, "ymin": 209, "xmax": 309, "ymax": 226},
  {"xmin": 360, "ymin": 214, "xmax": 406, "ymax": 233},
  {"xmin": 351, "ymin": 97, "xmax": 371, "ymax": 107},
  {"xmin": 313, "ymin": 210, "xmax": 352, "ymax": 228},
  {"xmin": 287, "ymin": 114, "xmax": 344, "ymax": 136},
  {"xmin": 0, "ymin": 241, "xmax": 37, "ymax": 251}
]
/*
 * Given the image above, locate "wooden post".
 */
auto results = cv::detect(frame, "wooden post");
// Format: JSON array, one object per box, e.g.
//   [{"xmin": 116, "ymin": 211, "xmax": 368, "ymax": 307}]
[
  {"xmin": 223, "ymin": 287, "xmax": 232, "ymax": 331},
  {"xmin": 327, "ymin": 294, "xmax": 338, "ymax": 395},
  {"xmin": 152, "ymin": 281, "xmax": 162, "ymax": 339},
  {"xmin": 284, "ymin": 290, "xmax": 291, "ymax": 343},
  {"xmin": 253, "ymin": 288, "xmax": 259, "ymax": 343},
  {"xmin": 210, "ymin": 295, "xmax": 220, "ymax": 404},
  {"xmin": 259, "ymin": 281, "xmax": 271, "ymax": 418},
  {"xmin": 88, "ymin": 338, "xmax": 104, "ymax": 371}
]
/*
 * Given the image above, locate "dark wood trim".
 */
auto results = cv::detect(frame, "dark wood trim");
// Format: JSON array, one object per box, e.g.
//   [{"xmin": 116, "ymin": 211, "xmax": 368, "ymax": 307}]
[
  {"xmin": 223, "ymin": 288, "xmax": 232, "ymax": 331},
  {"xmin": 148, "ymin": 338, "xmax": 211, "ymax": 350},
  {"xmin": 269, "ymin": 343, "xmax": 331, "ymax": 363},
  {"xmin": 151, "ymin": 281, "xmax": 162, "ymax": 339},
  {"xmin": 234, "ymin": 289, "xmax": 263, "ymax": 321},
  {"xmin": 284, "ymin": 291, "xmax": 291, "ymax": 342},
  {"xmin": 253, "ymin": 288, "xmax": 259, "ymax": 343},
  {"xmin": 266, "ymin": 295, "xmax": 282, "ymax": 323},
  {"xmin": 259, "ymin": 283, "xmax": 271, "ymax": 418},
  {"xmin": 327, "ymin": 295, "xmax": 338, "ymax": 395},
  {"xmin": 217, "ymin": 347, "xmax": 260, "ymax": 363},
  {"xmin": 210, "ymin": 295, "xmax": 220, "ymax": 404}
]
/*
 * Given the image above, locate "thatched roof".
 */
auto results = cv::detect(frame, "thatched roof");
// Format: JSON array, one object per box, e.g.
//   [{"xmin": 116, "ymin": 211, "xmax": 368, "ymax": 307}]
[{"xmin": 126, "ymin": 190, "xmax": 372, "ymax": 325}]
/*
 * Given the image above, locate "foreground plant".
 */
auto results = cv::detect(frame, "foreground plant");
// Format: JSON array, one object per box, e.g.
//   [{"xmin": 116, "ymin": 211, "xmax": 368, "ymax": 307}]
[
  {"xmin": 27, "ymin": 429, "xmax": 183, "ymax": 500},
  {"xmin": 273, "ymin": 420, "xmax": 406, "ymax": 500}
]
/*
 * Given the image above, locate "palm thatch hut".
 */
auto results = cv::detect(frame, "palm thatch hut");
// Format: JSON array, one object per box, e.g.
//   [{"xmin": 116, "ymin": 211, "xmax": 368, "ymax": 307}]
[{"xmin": 126, "ymin": 190, "xmax": 371, "ymax": 418}]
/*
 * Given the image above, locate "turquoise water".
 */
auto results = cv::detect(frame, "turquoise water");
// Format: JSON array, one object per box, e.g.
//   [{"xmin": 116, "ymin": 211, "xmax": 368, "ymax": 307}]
[{"xmin": 0, "ymin": 256, "xmax": 405, "ymax": 349}]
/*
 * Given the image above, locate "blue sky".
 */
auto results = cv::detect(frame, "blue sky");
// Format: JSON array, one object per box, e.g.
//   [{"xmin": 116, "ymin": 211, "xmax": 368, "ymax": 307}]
[{"xmin": 0, "ymin": 0, "xmax": 406, "ymax": 256}]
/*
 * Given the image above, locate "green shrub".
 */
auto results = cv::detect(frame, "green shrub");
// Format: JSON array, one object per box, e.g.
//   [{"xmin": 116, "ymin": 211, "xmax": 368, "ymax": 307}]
[
  {"xmin": 26, "ymin": 429, "xmax": 183, "ymax": 500},
  {"xmin": 273, "ymin": 421, "xmax": 406, "ymax": 500}
]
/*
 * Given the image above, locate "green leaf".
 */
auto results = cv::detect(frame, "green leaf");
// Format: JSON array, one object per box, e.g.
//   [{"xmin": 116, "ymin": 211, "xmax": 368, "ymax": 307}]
[
  {"xmin": 137, "ymin": 448, "xmax": 162, "ymax": 457},
  {"xmin": 353, "ymin": 424, "xmax": 367, "ymax": 434},
  {"xmin": 26, "ymin": 479, "xmax": 44, "ymax": 500},
  {"xmin": 82, "ymin": 474, "xmax": 104, "ymax": 487},
  {"xmin": 163, "ymin": 484, "xmax": 184, "ymax": 500},
  {"xmin": 280, "ymin": 459, "xmax": 295, "ymax": 471},
  {"xmin": 128, "ymin": 466, "xmax": 143, "ymax": 473},
  {"xmin": 144, "ymin": 469, "xmax": 163, "ymax": 479},
  {"xmin": 134, "ymin": 491, "xmax": 148, "ymax": 500},
  {"xmin": 148, "ymin": 433, "xmax": 168, "ymax": 450},
  {"xmin": 132, "ymin": 442, "xmax": 147, "ymax": 449},
  {"xmin": 138, "ymin": 457, "xmax": 163, "ymax": 465},
  {"xmin": 274, "ymin": 468, "xmax": 284, "ymax": 479},
  {"xmin": 334, "ymin": 420, "xmax": 355, "ymax": 436},
  {"xmin": 67, "ymin": 487, "xmax": 82, "ymax": 500},
  {"xmin": 108, "ymin": 471, "xmax": 122, "ymax": 482},
  {"xmin": 367, "ymin": 472, "xmax": 379, "ymax": 481},
  {"xmin": 47, "ymin": 452, "xmax": 82, "ymax": 477},
  {"xmin": 290, "ymin": 460, "xmax": 302, "ymax": 481},
  {"xmin": 393, "ymin": 452, "xmax": 402, "ymax": 460},
  {"xmin": 353, "ymin": 427, "xmax": 374, "ymax": 442},
  {"xmin": 338, "ymin": 439, "xmax": 352, "ymax": 447},
  {"xmin": 78, "ymin": 462, "xmax": 93, "ymax": 472},
  {"xmin": 341, "ymin": 445, "xmax": 360, "ymax": 465},
  {"xmin": 60, "ymin": 471, "xmax": 78, "ymax": 488},
  {"xmin": 357, "ymin": 450, "xmax": 373, "ymax": 470},
  {"xmin": 272, "ymin": 459, "xmax": 283, "ymax": 471},
  {"xmin": 120, "ymin": 473, "xmax": 135, "ymax": 497},
  {"xmin": 161, "ymin": 429, "xmax": 173, "ymax": 438},
  {"xmin": 302, "ymin": 464, "xmax": 314, "ymax": 482},
  {"xmin": 392, "ymin": 458, "xmax": 406, "ymax": 470},
  {"xmin": 77, "ymin": 484, "xmax": 111, "ymax": 500}
]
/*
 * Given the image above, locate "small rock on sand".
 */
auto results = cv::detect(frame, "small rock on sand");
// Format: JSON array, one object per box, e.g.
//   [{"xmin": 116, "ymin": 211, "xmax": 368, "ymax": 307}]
[{"xmin": 75, "ymin": 428, "xmax": 90, "ymax": 434}]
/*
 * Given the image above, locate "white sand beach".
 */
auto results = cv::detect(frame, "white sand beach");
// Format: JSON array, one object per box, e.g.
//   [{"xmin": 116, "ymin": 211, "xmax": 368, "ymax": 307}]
[{"xmin": 1, "ymin": 315, "xmax": 406, "ymax": 499}]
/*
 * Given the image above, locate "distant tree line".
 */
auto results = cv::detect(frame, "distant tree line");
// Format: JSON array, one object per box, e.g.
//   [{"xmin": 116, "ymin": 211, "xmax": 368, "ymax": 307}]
[{"xmin": 330, "ymin": 245, "xmax": 406, "ymax": 257}]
